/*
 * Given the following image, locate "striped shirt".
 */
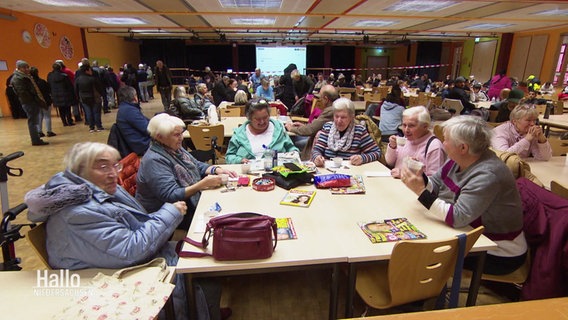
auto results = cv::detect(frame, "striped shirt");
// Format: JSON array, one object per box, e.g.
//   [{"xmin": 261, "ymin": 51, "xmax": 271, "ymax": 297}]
[{"xmin": 311, "ymin": 122, "xmax": 381, "ymax": 163}]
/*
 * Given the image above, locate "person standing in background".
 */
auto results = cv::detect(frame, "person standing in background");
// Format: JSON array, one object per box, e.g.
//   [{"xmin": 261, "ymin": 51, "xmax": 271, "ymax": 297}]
[
  {"xmin": 30, "ymin": 66, "xmax": 56, "ymax": 138},
  {"xmin": 137, "ymin": 63, "xmax": 149, "ymax": 103},
  {"xmin": 146, "ymin": 65, "xmax": 154, "ymax": 99},
  {"xmin": 154, "ymin": 60, "xmax": 173, "ymax": 111},
  {"xmin": 48, "ymin": 62, "xmax": 75, "ymax": 127},
  {"xmin": 10, "ymin": 60, "xmax": 49, "ymax": 146}
]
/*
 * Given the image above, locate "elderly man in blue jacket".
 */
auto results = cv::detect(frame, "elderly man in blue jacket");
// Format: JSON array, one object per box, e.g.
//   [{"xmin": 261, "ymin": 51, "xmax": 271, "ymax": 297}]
[{"xmin": 116, "ymin": 85, "xmax": 151, "ymax": 155}]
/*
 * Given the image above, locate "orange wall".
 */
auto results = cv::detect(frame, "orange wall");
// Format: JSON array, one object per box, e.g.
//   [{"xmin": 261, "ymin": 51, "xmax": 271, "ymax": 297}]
[
  {"xmin": 511, "ymin": 26, "xmax": 568, "ymax": 83},
  {"xmin": 84, "ymin": 32, "xmax": 140, "ymax": 70},
  {"xmin": 0, "ymin": 10, "xmax": 140, "ymax": 118}
]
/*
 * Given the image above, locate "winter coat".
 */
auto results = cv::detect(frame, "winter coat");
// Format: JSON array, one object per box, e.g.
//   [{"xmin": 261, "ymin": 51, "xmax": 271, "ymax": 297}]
[
  {"xmin": 25, "ymin": 170, "xmax": 182, "ymax": 270},
  {"xmin": 47, "ymin": 70, "xmax": 76, "ymax": 107}
]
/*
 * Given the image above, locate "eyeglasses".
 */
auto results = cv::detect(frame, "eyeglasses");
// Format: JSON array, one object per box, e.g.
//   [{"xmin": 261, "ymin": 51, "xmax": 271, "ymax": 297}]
[{"xmin": 93, "ymin": 162, "xmax": 123, "ymax": 173}]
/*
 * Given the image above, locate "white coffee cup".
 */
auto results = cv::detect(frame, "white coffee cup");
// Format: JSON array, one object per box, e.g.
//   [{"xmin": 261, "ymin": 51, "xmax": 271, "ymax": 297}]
[
  {"xmin": 332, "ymin": 157, "xmax": 343, "ymax": 168},
  {"xmin": 241, "ymin": 163, "xmax": 251, "ymax": 174},
  {"xmin": 405, "ymin": 158, "xmax": 424, "ymax": 173},
  {"xmin": 396, "ymin": 136, "xmax": 407, "ymax": 147}
]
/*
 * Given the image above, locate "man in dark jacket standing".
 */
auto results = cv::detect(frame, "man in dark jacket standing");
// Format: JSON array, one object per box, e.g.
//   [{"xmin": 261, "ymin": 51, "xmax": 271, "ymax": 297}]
[
  {"xmin": 116, "ymin": 86, "xmax": 150, "ymax": 156},
  {"xmin": 75, "ymin": 65, "xmax": 105, "ymax": 132},
  {"xmin": 154, "ymin": 60, "xmax": 173, "ymax": 111},
  {"xmin": 48, "ymin": 63, "xmax": 76, "ymax": 126},
  {"xmin": 448, "ymin": 76, "xmax": 475, "ymax": 114},
  {"xmin": 10, "ymin": 60, "xmax": 48, "ymax": 146}
]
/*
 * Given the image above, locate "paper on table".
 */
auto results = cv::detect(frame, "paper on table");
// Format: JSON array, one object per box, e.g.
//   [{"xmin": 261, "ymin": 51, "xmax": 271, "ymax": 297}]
[
  {"xmin": 365, "ymin": 171, "xmax": 392, "ymax": 177},
  {"xmin": 193, "ymin": 211, "xmax": 219, "ymax": 233}
]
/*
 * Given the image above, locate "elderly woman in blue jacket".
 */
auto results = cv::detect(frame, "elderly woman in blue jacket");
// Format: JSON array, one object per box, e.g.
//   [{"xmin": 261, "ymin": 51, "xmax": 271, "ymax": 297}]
[
  {"xmin": 225, "ymin": 99, "xmax": 299, "ymax": 164},
  {"xmin": 25, "ymin": 142, "xmax": 186, "ymax": 270}
]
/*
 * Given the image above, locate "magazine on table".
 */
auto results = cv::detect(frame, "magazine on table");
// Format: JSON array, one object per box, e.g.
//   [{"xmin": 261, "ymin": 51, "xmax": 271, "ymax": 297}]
[
  {"xmin": 279, "ymin": 189, "xmax": 316, "ymax": 207},
  {"xmin": 330, "ymin": 175, "xmax": 366, "ymax": 194},
  {"xmin": 275, "ymin": 217, "xmax": 297, "ymax": 240},
  {"xmin": 358, "ymin": 218, "xmax": 426, "ymax": 243}
]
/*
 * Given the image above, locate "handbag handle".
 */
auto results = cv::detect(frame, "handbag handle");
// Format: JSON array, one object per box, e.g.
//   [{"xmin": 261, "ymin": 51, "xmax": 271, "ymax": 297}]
[{"xmin": 111, "ymin": 257, "xmax": 169, "ymax": 282}]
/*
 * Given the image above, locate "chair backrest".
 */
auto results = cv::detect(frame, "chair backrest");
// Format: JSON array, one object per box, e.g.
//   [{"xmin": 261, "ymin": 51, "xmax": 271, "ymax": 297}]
[
  {"xmin": 118, "ymin": 152, "xmax": 140, "ymax": 196},
  {"xmin": 218, "ymin": 107, "xmax": 241, "ymax": 117},
  {"xmin": 188, "ymin": 124, "xmax": 224, "ymax": 152},
  {"xmin": 551, "ymin": 180, "xmax": 568, "ymax": 200},
  {"xmin": 340, "ymin": 92, "xmax": 352, "ymax": 100},
  {"xmin": 386, "ymin": 226, "xmax": 484, "ymax": 306},
  {"xmin": 441, "ymin": 98, "xmax": 464, "ymax": 115},
  {"xmin": 433, "ymin": 124, "xmax": 444, "ymax": 142},
  {"xmin": 548, "ymin": 138, "xmax": 568, "ymax": 156},
  {"xmin": 534, "ymin": 104, "xmax": 546, "ymax": 116},
  {"xmin": 27, "ymin": 223, "xmax": 51, "ymax": 269}
]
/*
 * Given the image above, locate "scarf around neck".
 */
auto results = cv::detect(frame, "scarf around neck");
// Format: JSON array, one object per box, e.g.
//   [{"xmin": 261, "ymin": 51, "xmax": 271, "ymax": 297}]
[
  {"xmin": 150, "ymin": 140, "xmax": 202, "ymax": 206},
  {"xmin": 327, "ymin": 122, "xmax": 355, "ymax": 152}
]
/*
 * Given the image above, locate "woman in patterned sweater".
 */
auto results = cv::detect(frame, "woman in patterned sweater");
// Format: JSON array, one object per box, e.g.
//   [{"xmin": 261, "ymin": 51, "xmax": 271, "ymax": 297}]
[{"xmin": 311, "ymin": 97, "xmax": 381, "ymax": 166}]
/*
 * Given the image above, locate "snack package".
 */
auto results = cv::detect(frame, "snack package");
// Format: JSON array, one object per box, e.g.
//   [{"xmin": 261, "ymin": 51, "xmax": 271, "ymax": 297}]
[{"xmin": 313, "ymin": 174, "xmax": 352, "ymax": 189}]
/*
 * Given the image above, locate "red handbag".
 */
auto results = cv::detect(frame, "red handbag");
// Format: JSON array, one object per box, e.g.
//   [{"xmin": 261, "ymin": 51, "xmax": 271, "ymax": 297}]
[{"xmin": 178, "ymin": 212, "xmax": 278, "ymax": 261}]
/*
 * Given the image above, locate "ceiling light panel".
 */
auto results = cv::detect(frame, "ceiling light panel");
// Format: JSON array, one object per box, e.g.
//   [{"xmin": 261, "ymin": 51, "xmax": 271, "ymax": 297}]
[
  {"xmin": 219, "ymin": 0, "xmax": 281, "ymax": 9},
  {"xmin": 385, "ymin": 0, "xmax": 458, "ymax": 12},
  {"xmin": 352, "ymin": 20, "xmax": 398, "ymax": 28},
  {"xmin": 532, "ymin": 9, "xmax": 568, "ymax": 16},
  {"xmin": 464, "ymin": 23, "xmax": 513, "ymax": 30},
  {"xmin": 33, "ymin": 0, "xmax": 107, "ymax": 7},
  {"xmin": 92, "ymin": 17, "xmax": 147, "ymax": 25},
  {"xmin": 230, "ymin": 18, "xmax": 276, "ymax": 25}
]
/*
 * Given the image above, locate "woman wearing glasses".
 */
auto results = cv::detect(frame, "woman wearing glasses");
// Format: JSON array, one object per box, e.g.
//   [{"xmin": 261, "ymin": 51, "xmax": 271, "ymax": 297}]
[
  {"xmin": 25, "ymin": 142, "xmax": 187, "ymax": 270},
  {"xmin": 225, "ymin": 99, "xmax": 298, "ymax": 164},
  {"xmin": 491, "ymin": 104, "xmax": 552, "ymax": 161}
]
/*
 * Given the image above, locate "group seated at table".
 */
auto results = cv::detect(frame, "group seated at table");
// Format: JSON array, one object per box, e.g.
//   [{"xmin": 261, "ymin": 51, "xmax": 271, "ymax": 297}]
[
  {"xmin": 225, "ymin": 98, "xmax": 299, "ymax": 164},
  {"xmin": 385, "ymin": 106, "xmax": 446, "ymax": 178},
  {"xmin": 491, "ymin": 104, "xmax": 552, "ymax": 161},
  {"xmin": 311, "ymin": 97, "xmax": 382, "ymax": 167},
  {"xmin": 400, "ymin": 116, "xmax": 527, "ymax": 275}
]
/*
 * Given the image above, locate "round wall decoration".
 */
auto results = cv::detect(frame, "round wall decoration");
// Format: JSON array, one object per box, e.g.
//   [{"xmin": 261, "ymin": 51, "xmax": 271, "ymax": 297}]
[
  {"xmin": 59, "ymin": 36, "xmax": 74, "ymax": 60},
  {"xmin": 33, "ymin": 23, "xmax": 52, "ymax": 48},
  {"xmin": 22, "ymin": 30, "xmax": 32, "ymax": 43}
]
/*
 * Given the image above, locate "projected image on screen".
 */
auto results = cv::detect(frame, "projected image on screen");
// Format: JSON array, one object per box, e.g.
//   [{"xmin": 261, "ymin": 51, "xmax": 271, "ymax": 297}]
[{"xmin": 256, "ymin": 46, "xmax": 307, "ymax": 75}]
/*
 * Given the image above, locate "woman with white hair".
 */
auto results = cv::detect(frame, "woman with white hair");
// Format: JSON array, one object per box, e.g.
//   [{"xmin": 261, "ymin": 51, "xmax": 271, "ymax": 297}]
[
  {"xmin": 311, "ymin": 98, "xmax": 381, "ymax": 166},
  {"xmin": 25, "ymin": 142, "xmax": 186, "ymax": 269},
  {"xmin": 385, "ymin": 106, "xmax": 446, "ymax": 178},
  {"xmin": 194, "ymin": 82, "xmax": 215, "ymax": 111},
  {"xmin": 401, "ymin": 116, "xmax": 527, "ymax": 275},
  {"xmin": 491, "ymin": 104, "xmax": 552, "ymax": 161},
  {"xmin": 136, "ymin": 113, "xmax": 237, "ymax": 229}
]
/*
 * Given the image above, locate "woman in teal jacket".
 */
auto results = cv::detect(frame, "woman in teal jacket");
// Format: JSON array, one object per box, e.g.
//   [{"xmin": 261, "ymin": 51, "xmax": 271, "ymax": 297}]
[{"xmin": 225, "ymin": 99, "xmax": 298, "ymax": 164}]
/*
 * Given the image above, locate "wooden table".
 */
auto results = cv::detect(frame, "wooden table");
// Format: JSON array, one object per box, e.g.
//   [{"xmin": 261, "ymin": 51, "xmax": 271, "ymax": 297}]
[
  {"xmin": 176, "ymin": 162, "xmax": 496, "ymax": 319},
  {"xmin": 342, "ymin": 297, "xmax": 568, "ymax": 320},
  {"xmin": 539, "ymin": 114, "xmax": 568, "ymax": 135},
  {"xmin": 525, "ymin": 156, "xmax": 568, "ymax": 189}
]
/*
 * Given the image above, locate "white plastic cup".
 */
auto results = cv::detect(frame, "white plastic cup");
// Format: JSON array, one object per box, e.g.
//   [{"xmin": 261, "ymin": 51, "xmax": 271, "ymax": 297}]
[
  {"xmin": 405, "ymin": 158, "xmax": 424, "ymax": 173},
  {"xmin": 332, "ymin": 157, "xmax": 343, "ymax": 168},
  {"xmin": 396, "ymin": 136, "xmax": 407, "ymax": 147},
  {"xmin": 241, "ymin": 163, "xmax": 251, "ymax": 174}
]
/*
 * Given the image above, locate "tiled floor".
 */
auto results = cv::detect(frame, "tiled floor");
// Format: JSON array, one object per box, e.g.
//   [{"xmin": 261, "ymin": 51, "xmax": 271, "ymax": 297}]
[{"xmin": 0, "ymin": 97, "xmax": 516, "ymax": 318}]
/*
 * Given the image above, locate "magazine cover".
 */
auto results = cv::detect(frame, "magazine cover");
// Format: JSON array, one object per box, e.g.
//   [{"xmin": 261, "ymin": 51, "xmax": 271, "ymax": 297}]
[
  {"xmin": 330, "ymin": 175, "xmax": 366, "ymax": 194},
  {"xmin": 358, "ymin": 218, "xmax": 426, "ymax": 243},
  {"xmin": 279, "ymin": 189, "xmax": 316, "ymax": 207},
  {"xmin": 275, "ymin": 217, "xmax": 297, "ymax": 240}
]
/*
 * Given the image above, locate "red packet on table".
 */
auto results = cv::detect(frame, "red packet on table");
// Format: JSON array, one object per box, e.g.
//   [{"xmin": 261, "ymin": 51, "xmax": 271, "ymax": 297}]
[{"xmin": 238, "ymin": 176, "xmax": 250, "ymax": 186}]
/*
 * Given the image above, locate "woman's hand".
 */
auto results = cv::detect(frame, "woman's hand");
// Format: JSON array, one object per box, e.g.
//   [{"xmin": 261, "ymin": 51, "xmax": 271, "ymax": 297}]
[
  {"xmin": 172, "ymin": 201, "xmax": 187, "ymax": 215},
  {"xmin": 400, "ymin": 166, "xmax": 426, "ymax": 196},
  {"xmin": 349, "ymin": 155, "xmax": 363, "ymax": 166},
  {"xmin": 217, "ymin": 167, "xmax": 238, "ymax": 178},
  {"xmin": 388, "ymin": 135, "xmax": 398, "ymax": 149},
  {"xmin": 391, "ymin": 168, "xmax": 401, "ymax": 178},
  {"xmin": 200, "ymin": 175, "xmax": 223, "ymax": 189},
  {"xmin": 313, "ymin": 155, "xmax": 325, "ymax": 167},
  {"xmin": 525, "ymin": 125, "xmax": 545, "ymax": 143}
]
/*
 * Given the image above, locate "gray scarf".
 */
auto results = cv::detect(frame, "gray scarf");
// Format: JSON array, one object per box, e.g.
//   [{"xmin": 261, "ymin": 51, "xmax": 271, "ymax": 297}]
[{"xmin": 327, "ymin": 122, "xmax": 355, "ymax": 152}]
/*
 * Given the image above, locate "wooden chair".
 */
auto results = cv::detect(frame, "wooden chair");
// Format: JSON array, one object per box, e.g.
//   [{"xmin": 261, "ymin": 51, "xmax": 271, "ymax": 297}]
[
  {"xmin": 377, "ymin": 86, "xmax": 390, "ymax": 98},
  {"xmin": 340, "ymin": 92, "xmax": 353, "ymax": 100},
  {"xmin": 364, "ymin": 92, "xmax": 382, "ymax": 102},
  {"xmin": 27, "ymin": 223, "xmax": 51, "ymax": 269},
  {"xmin": 356, "ymin": 226, "xmax": 484, "ymax": 310},
  {"xmin": 551, "ymin": 180, "xmax": 568, "ymax": 200},
  {"xmin": 290, "ymin": 97, "xmax": 321, "ymax": 123},
  {"xmin": 187, "ymin": 124, "xmax": 224, "ymax": 164},
  {"xmin": 534, "ymin": 104, "xmax": 547, "ymax": 116},
  {"xmin": 548, "ymin": 137, "xmax": 568, "ymax": 156},
  {"xmin": 433, "ymin": 124, "xmax": 444, "ymax": 142},
  {"xmin": 441, "ymin": 98, "xmax": 464, "ymax": 115},
  {"xmin": 218, "ymin": 107, "xmax": 241, "ymax": 117}
]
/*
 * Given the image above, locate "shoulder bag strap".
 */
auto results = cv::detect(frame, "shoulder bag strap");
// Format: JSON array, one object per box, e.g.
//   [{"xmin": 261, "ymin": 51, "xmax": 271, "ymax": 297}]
[
  {"xmin": 424, "ymin": 136, "xmax": 438, "ymax": 158},
  {"xmin": 448, "ymin": 233, "xmax": 467, "ymax": 308}
]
